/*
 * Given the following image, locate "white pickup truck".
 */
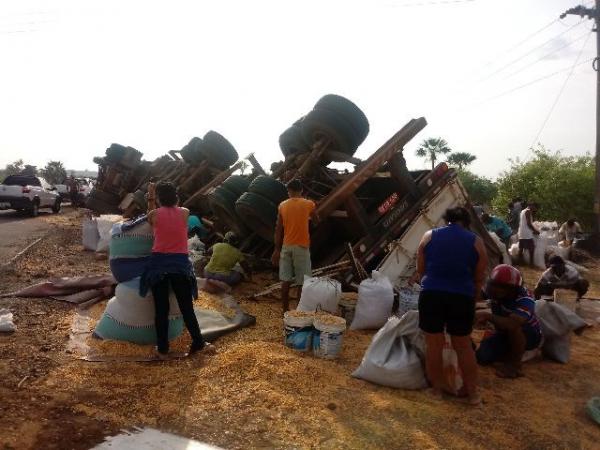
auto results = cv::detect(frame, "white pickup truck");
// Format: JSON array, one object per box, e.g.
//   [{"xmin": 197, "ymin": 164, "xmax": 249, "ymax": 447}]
[{"xmin": 0, "ymin": 175, "xmax": 61, "ymax": 217}]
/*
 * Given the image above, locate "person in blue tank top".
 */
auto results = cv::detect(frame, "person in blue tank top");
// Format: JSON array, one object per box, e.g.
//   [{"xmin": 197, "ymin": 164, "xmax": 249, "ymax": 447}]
[{"xmin": 413, "ymin": 206, "xmax": 488, "ymax": 405}]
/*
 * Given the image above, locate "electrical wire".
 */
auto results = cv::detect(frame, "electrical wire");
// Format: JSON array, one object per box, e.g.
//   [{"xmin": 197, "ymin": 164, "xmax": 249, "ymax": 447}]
[
  {"xmin": 503, "ymin": 30, "xmax": 592, "ymax": 80},
  {"xmin": 473, "ymin": 57, "xmax": 594, "ymax": 106},
  {"xmin": 478, "ymin": 19, "xmax": 586, "ymax": 82},
  {"xmin": 498, "ymin": 19, "xmax": 560, "ymax": 56},
  {"xmin": 529, "ymin": 31, "xmax": 594, "ymax": 148},
  {"xmin": 387, "ymin": 0, "xmax": 476, "ymax": 7}
]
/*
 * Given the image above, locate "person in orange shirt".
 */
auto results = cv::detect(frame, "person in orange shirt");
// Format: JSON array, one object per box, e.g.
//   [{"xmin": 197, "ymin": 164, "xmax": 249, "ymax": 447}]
[{"xmin": 271, "ymin": 179, "xmax": 318, "ymax": 314}]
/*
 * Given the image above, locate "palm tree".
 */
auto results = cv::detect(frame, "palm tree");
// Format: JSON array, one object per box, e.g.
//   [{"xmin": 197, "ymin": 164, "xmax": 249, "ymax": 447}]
[
  {"xmin": 447, "ymin": 152, "xmax": 477, "ymax": 170},
  {"xmin": 415, "ymin": 138, "xmax": 452, "ymax": 170}
]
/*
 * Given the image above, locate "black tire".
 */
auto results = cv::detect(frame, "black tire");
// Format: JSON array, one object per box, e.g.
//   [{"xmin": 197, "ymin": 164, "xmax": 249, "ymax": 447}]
[
  {"xmin": 29, "ymin": 200, "xmax": 40, "ymax": 217},
  {"xmin": 221, "ymin": 175, "xmax": 251, "ymax": 198},
  {"xmin": 52, "ymin": 199, "xmax": 61, "ymax": 214},
  {"xmin": 279, "ymin": 124, "xmax": 310, "ymax": 158},
  {"xmin": 85, "ymin": 195, "xmax": 121, "ymax": 214},
  {"xmin": 315, "ymin": 94, "xmax": 370, "ymax": 143},
  {"xmin": 180, "ymin": 137, "xmax": 204, "ymax": 166},
  {"xmin": 105, "ymin": 143, "xmax": 127, "ymax": 163},
  {"xmin": 199, "ymin": 131, "xmax": 238, "ymax": 170},
  {"xmin": 88, "ymin": 189, "xmax": 121, "ymax": 205},
  {"xmin": 209, "ymin": 186, "xmax": 247, "ymax": 236},
  {"xmin": 247, "ymin": 176, "xmax": 288, "ymax": 205},
  {"xmin": 300, "ymin": 108, "xmax": 361, "ymax": 156},
  {"xmin": 235, "ymin": 192, "xmax": 278, "ymax": 242}
]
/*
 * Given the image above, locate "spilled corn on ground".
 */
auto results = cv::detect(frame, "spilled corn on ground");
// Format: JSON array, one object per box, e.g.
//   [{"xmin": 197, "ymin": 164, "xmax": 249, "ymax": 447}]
[{"xmin": 0, "ymin": 210, "xmax": 599, "ymax": 449}]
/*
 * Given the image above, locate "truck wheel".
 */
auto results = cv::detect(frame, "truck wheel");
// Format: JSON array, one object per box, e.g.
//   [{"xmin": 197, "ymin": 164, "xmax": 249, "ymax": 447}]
[
  {"xmin": 247, "ymin": 176, "xmax": 288, "ymax": 205},
  {"xmin": 209, "ymin": 186, "xmax": 247, "ymax": 237},
  {"xmin": 30, "ymin": 200, "xmax": 40, "ymax": 217},
  {"xmin": 199, "ymin": 131, "xmax": 238, "ymax": 170},
  {"xmin": 220, "ymin": 175, "xmax": 251, "ymax": 198},
  {"xmin": 52, "ymin": 199, "xmax": 61, "ymax": 214},
  {"xmin": 85, "ymin": 196, "xmax": 120, "ymax": 214},
  {"xmin": 279, "ymin": 123, "xmax": 311, "ymax": 158},
  {"xmin": 235, "ymin": 192, "xmax": 278, "ymax": 242},
  {"xmin": 314, "ymin": 94, "xmax": 370, "ymax": 144},
  {"xmin": 300, "ymin": 108, "xmax": 361, "ymax": 156},
  {"xmin": 180, "ymin": 137, "xmax": 205, "ymax": 166}
]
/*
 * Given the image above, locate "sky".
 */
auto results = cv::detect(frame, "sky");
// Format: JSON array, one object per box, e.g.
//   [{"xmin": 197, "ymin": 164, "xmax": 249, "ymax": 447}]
[{"xmin": 0, "ymin": 0, "xmax": 596, "ymax": 179}]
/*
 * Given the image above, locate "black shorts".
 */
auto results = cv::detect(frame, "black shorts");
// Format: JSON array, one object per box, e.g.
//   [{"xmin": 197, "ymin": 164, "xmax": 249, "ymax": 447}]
[
  {"xmin": 519, "ymin": 239, "xmax": 535, "ymax": 251},
  {"xmin": 418, "ymin": 290, "xmax": 475, "ymax": 336}
]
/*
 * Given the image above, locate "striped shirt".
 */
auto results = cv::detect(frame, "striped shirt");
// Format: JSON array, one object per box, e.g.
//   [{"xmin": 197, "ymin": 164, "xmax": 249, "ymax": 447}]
[{"xmin": 491, "ymin": 293, "xmax": 541, "ymax": 334}]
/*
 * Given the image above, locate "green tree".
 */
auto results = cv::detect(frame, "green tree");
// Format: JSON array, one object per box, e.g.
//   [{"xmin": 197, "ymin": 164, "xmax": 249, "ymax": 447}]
[
  {"xmin": 41, "ymin": 161, "xmax": 67, "ymax": 185},
  {"xmin": 447, "ymin": 152, "xmax": 477, "ymax": 170},
  {"xmin": 492, "ymin": 147, "xmax": 594, "ymax": 228},
  {"xmin": 21, "ymin": 165, "xmax": 37, "ymax": 176},
  {"xmin": 4, "ymin": 159, "xmax": 24, "ymax": 177},
  {"xmin": 415, "ymin": 137, "xmax": 452, "ymax": 170},
  {"xmin": 457, "ymin": 169, "xmax": 497, "ymax": 206}
]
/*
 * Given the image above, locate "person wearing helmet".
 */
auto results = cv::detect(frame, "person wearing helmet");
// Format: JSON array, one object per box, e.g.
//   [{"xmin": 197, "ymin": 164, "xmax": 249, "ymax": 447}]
[
  {"xmin": 476, "ymin": 264, "xmax": 542, "ymax": 378},
  {"xmin": 414, "ymin": 206, "xmax": 488, "ymax": 405},
  {"xmin": 204, "ymin": 231, "xmax": 252, "ymax": 287}
]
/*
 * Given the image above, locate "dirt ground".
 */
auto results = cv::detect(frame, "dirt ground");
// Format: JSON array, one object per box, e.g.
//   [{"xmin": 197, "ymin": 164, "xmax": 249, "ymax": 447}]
[{"xmin": 1, "ymin": 211, "xmax": 599, "ymax": 450}]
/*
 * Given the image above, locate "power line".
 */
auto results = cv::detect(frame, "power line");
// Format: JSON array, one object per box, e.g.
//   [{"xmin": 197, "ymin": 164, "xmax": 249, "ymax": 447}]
[
  {"xmin": 530, "ymin": 30, "xmax": 594, "ymax": 148},
  {"xmin": 473, "ymin": 57, "xmax": 593, "ymax": 106},
  {"xmin": 478, "ymin": 19, "xmax": 586, "ymax": 82},
  {"xmin": 503, "ymin": 30, "xmax": 592, "ymax": 80},
  {"xmin": 499, "ymin": 19, "xmax": 560, "ymax": 56},
  {"xmin": 387, "ymin": 0, "xmax": 476, "ymax": 7}
]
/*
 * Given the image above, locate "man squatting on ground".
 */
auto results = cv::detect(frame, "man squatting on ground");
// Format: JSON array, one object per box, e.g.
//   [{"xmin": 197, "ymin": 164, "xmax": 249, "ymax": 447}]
[{"xmin": 534, "ymin": 255, "xmax": 589, "ymax": 301}]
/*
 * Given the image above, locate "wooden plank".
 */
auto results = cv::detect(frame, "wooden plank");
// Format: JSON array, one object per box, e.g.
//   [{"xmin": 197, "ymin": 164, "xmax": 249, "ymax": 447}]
[{"xmin": 315, "ymin": 118, "xmax": 427, "ymax": 220}]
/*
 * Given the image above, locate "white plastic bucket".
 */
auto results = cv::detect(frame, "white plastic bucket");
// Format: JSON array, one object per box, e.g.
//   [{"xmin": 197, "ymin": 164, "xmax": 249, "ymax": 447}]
[
  {"xmin": 339, "ymin": 293, "xmax": 358, "ymax": 326},
  {"xmin": 313, "ymin": 314, "xmax": 346, "ymax": 359},
  {"xmin": 283, "ymin": 311, "xmax": 314, "ymax": 352}
]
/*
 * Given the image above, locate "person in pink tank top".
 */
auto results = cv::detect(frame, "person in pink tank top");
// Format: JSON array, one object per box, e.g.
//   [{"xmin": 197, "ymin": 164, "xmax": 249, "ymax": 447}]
[{"xmin": 141, "ymin": 181, "xmax": 215, "ymax": 359}]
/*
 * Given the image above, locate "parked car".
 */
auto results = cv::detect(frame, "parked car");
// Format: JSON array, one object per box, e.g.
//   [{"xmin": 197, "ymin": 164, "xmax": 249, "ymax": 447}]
[
  {"xmin": 0, "ymin": 175, "xmax": 61, "ymax": 216},
  {"xmin": 53, "ymin": 184, "xmax": 70, "ymax": 202},
  {"xmin": 53, "ymin": 178, "xmax": 94, "ymax": 205}
]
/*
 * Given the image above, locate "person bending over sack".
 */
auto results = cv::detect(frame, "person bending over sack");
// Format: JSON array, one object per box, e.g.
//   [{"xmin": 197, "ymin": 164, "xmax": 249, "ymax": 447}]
[
  {"xmin": 141, "ymin": 181, "xmax": 215, "ymax": 359},
  {"xmin": 204, "ymin": 232, "xmax": 252, "ymax": 287},
  {"xmin": 476, "ymin": 264, "xmax": 542, "ymax": 378},
  {"xmin": 534, "ymin": 255, "xmax": 589, "ymax": 301}
]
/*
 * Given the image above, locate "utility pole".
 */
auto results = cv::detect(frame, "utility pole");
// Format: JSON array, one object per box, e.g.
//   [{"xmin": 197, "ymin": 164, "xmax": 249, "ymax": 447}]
[{"xmin": 561, "ymin": 2, "xmax": 600, "ymax": 233}]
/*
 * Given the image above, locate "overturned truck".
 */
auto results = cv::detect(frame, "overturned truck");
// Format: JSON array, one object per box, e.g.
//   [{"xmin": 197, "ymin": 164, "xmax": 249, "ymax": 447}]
[{"xmin": 87, "ymin": 94, "xmax": 501, "ymax": 287}]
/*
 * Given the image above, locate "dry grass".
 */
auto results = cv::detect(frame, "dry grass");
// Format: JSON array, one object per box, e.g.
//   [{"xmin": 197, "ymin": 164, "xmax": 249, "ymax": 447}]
[{"xmin": 1, "ymin": 213, "xmax": 600, "ymax": 449}]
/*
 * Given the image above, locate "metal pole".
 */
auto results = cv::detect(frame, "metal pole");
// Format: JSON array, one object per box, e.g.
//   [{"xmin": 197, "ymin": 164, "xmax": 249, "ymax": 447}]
[{"xmin": 595, "ymin": 0, "xmax": 600, "ymax": 233}]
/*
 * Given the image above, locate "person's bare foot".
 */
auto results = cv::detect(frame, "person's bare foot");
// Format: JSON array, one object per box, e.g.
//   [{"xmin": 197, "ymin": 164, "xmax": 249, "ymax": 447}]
[
  {"xmin": 188, "ymin": 342, "xmax": 217, "ymax": 357},
  {"xmin": 154, "ymin": 348, "xmax": 170, "ymax": 361},
  {"xmin": 457, "ymin": 393, "xmax": 482, "ymax": 406},
  {"xmin": 427, "ymin": 387, "xmax": 444, "ymax": 399}
]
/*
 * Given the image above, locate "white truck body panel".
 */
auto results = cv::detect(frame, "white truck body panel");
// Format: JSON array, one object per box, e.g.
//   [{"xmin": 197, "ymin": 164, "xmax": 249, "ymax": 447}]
[{"xmin": 376, "ymin": 178, "xmax": 470, "ymax": 290}]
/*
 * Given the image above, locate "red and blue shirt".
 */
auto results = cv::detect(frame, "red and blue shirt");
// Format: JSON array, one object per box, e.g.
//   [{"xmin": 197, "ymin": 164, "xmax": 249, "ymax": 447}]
[{"xmin": 491, "ymin": 291, "xmax": 541, "ymax": 335}]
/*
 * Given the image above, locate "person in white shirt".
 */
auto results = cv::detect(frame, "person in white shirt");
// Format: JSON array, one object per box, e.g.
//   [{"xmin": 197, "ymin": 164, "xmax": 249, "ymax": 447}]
[
  {"xmin": 558, "ymin": 219, "xmax": 583, "ymax": 246},
  {"xmin": 534, "ymin": 255, "xmax": 589, "ymax": 300},
  {"xmin": 517, "ymin": 202, "xmax": 540, "ymax": 267}
]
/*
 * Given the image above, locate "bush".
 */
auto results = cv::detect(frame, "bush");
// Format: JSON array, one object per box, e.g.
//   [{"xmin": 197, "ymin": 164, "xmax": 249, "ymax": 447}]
[
  {"xmin": 492, "ymin": 148, "xmax": 594, "ymax": 228},
  {"xmin": 457, "ymin": 170, "xmax": 497, "ymax": 206}
]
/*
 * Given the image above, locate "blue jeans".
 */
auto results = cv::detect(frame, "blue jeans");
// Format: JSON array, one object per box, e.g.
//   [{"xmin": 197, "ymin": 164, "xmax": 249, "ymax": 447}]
[
  {"xmin": 204, "ymin": 269, "xmax": 242, "ymax": 286},
  {"xmin": 476, "ymin": 326, "xmax": 542, "ymax": 365}
]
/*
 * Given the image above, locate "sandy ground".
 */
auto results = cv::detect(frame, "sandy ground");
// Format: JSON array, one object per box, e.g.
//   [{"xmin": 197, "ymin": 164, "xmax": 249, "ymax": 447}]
[{"xmin": 0, "ymin": 211, "xmax": 599, "ymax": 450}]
